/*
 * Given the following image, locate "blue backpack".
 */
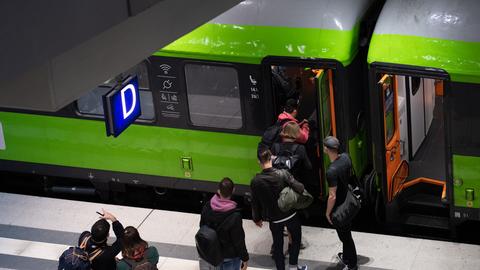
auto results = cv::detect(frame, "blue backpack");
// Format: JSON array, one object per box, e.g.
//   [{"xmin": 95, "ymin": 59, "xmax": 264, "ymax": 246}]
[{"xmin": 58, "ymin": 233, "xmax": 103, "ymax": 270}]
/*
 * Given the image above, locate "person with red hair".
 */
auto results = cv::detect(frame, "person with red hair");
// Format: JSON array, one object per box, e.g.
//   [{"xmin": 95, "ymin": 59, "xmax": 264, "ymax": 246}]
[{"xmin": 117, "ymin": 226, "xmax": 159, "ymax": 270}]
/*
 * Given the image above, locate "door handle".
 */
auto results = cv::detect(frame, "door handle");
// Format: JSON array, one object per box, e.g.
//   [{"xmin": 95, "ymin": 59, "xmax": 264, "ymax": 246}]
[
  {"xmin": 181, "ymin": 157, "xmax": 193, "ymax": 171},
  {"xmin": 387, "ymin": 149, "xmax": 395, "ymax": 161},
  {"xmin": 386, "ymin": 140, "xmax": 399, "ymax": 161},
  {"xmin": 181, "ymin": 157, "xmax": 193, "ymax": 178}
]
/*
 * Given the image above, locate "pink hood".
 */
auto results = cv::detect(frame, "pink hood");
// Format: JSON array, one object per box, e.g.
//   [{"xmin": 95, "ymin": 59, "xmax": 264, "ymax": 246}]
[
  {"xmin": 277, "ymin": 112, "xmax": 310, "ymax": 144},
  {"xmin": 210, "ymin": 194, "xmax": 237, "ymax": 212}
]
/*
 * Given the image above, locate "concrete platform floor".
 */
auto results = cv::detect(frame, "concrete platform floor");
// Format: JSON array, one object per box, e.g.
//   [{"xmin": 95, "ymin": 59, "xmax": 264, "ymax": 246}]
[{"xmin": 0, "ymin": 192, "xmax": 478, "ymax": 270}]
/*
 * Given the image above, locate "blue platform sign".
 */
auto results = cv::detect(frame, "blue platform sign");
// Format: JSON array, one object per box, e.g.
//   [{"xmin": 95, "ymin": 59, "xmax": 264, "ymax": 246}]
[{"xmin": 103, "ymin": 76, "xmax": 141, "ymax": 137}]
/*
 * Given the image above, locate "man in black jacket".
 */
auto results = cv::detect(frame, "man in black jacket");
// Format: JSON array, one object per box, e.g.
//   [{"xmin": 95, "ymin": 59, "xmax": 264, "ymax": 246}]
[
  {"xmin": 82, "ymin": 210, "xmax": 124, "ymax": 270},
  {"xmin": 199, "ymin": 177, "xmax": 249, "ymax": 270},
  {"xmin": 324, "ymin": 136, "xmax": 358, "ymax": 270},
  {"xmin": 251, "ymin": 149, "xmax": 307, "ymax": 270}
]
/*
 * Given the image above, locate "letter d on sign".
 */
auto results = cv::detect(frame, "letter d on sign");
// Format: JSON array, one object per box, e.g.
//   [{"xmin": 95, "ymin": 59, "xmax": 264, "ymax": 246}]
[{"xmin": 121, "ymin": 84, "xmax": 137, "ymax": 119}]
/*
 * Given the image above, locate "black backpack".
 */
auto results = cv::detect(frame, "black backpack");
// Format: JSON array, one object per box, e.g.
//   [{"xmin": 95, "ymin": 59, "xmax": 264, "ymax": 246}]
[
  {"xmin": 195, "ymin": 213, "xmax": 235, "ymax": 266},
  {"xmin": 272, "ymin": 144, "xmax": 300, "ymax": 171},
  {"xmin": 58, "ymin": 233, "xmax": 103, "ymax": 270},
  {"xmin": 257, "ymin": 119, "xmax": 291, "ymax": 156}
]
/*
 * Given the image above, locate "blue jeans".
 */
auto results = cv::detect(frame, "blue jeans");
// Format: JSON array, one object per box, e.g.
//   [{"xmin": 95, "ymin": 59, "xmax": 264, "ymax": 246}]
[
  {"xmin": 220, "ymin": 258, "xmax": 241, "ymax": 270},
  {"xmin": 199, "ymin": 257, "xmax": 241, "ymax": 270}
]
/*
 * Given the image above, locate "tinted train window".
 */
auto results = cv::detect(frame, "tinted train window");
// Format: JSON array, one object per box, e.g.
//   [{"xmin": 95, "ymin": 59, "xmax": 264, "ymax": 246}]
[
  {"xmin": 321, "ymin": 71, "xmax": 331, "ymax": 135},
  {"xmin": 450, "ymin": 82, "xmax": 480, "ymax": 155},
  {"xmin": 77, "ymin": 62, "xmax": 155, "ymax": 121},
  {"xmin": 384, "ymin": 84, "xmax": 395, "ymax": 143},
  {"xmin": 185, "ymin": 64, "xmax": 242, "ymax": 129},
  {"xmin": 411, "ymin": 77, "xmax": 421, "ymax": 96},
  {"xmin": 77, "ymin": 87, "xmax": 110, "ymax": 115}
]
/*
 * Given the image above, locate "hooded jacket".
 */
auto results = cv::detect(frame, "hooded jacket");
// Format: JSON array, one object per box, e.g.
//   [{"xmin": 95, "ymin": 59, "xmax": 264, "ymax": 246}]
[
  {"xmin": 199, "ymin": 195, "xmax": 249, "ymax": 262},
  {"xmin": 277, "ymin": 112, "xmax": 310, "ymax": 144}
]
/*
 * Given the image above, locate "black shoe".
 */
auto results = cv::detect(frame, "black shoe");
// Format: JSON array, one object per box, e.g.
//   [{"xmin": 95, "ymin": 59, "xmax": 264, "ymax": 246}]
[
  {"xmin": 337, "ymin": 253, "xmax": 347, "ymax": 265},
  {"xmin": 342, "ymin": 265, "xmax": 357, "ymax": 270}
]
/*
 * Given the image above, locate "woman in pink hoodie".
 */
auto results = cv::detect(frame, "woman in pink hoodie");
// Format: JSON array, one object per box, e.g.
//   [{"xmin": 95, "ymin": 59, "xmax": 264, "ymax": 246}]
[{"xmin": 277, "ymin": 99, "xmax": 310, "ymax": 144}]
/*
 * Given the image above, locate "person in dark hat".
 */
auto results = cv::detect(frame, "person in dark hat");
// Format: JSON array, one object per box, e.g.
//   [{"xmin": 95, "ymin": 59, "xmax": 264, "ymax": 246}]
[
  {"xmin": 323, "ymin": 136, "xmax": 358, "ymax": 270},
  {"xmin": 277, "ymin": 99, "xmax": 310, "ymax": 144},
  {"xmin": 82, "ymin": 209, "xmax": 124, "ymax": 270}
]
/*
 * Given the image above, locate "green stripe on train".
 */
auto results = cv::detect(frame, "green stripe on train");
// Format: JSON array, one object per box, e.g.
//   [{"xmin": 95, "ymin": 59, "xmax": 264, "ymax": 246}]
[
  {"xmin": 453, "ymin": 155, "xmax": 480, "ymax": 209},
  {"xmin": 0, "ymin": 112, "xmax": 259, "ymax": 186},
  {"xmin": 155, "ymin": 23, "xmax": 360, "ymax": 66},
  {"xmin": 368, "ymin": 34, "xmax": 480, "ymax": 84}
]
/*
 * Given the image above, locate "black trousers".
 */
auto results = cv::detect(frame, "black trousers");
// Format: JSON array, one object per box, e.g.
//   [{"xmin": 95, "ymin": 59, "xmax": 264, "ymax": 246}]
[
  {"xmin": 336, "ymin": 224, "xmax": 357, "ymax": 268},
  {"xmin": 269, "ymin": 214, "xmax": 301, "ymax": 270}
]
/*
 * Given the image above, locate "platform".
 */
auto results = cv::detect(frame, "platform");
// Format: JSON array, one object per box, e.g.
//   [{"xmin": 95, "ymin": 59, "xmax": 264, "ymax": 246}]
[{"xmin": 0, "ymin": 192, "xmax": 478, "ymax": 270}]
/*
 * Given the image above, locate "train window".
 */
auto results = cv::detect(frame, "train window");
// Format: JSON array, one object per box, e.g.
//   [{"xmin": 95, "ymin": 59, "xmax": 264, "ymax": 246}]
[
  {"xmin": 77, "ymin": 89, "xmax": 155, "ymax": 120},
  {"xmin": 76, "ymin": 62, "xmax": 154, "ymax": 121},
  {"xmin": 411, "ymin": 77, "xmax": 421, "ymax": 96},
  {"xmin": 450, "ymin": 82, "xmax": 480, "ymax": 155},
  {"xmin": 77, "ymin": 86, "xmax": 110, "ymax": 116},
  {"xmin": 184, "ymin": 64, "xmax": 242, "ymax": 129},
  {"xmin": 384, "ymin": 84, "xmax": 395, "ymax": 143},
  {"xmin": 321, "ymin": 72, "xmax": 332, "ymax": 135}
]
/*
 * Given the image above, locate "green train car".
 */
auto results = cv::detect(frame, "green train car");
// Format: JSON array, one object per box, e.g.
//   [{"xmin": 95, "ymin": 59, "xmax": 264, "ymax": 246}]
[
  {"xmin": 368, "ymin": 0, "xmax": 480, "ymax": 230},
  {"xmin": 0, "ymin": 0, "xmax": 377, "ymax": 202},
  {"xmin": 4, "ymin": 0, "xmax": 479, "ymax": 232}
]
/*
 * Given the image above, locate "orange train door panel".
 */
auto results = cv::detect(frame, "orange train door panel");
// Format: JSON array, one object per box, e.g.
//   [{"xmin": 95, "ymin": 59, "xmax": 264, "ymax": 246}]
[{"xmin": 379, "ymin": 74, "xmax": 401, "ymax": 202}]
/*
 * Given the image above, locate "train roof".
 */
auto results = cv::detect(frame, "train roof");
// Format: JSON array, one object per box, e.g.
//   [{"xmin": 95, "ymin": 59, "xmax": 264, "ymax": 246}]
[
  {"xmin": 155, "ymin": 0, "xmax": 374, "ymax": 66},
  {"xmin": 368, "ymin": 0, "xmax": 480, "ymax": 84}
]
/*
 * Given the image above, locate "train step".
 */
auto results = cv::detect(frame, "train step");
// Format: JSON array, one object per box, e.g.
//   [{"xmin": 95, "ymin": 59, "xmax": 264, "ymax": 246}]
[
  {"xmin": 402, "ymin": 213, "xmax": 450, "ymax": 231},
  {"xmin": 401, "ymin": 192, "xmax": 449, "ymax": 217}
]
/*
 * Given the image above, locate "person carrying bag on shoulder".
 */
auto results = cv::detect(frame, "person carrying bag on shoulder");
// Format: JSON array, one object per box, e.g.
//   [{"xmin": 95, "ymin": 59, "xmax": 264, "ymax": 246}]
[
  {"xmin": 250, "ymin": 149, "xmax": 308, "ymax": 270},
  {"xmin": 323, "ymin": 136, "xmax": 360, "ymax": 270}
]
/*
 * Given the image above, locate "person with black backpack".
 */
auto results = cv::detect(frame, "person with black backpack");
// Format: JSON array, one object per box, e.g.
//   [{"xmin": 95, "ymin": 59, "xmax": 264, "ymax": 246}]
[
  {"xmin": 58, "ymin": 210, "xmax": 124, "ymax": 270},
  {"xmin": 58, "ymin": 231, "xmax": 103, "ymax": 270},
  {"xmin": 251, "ymin": 149, "xmax": 307, "ymax": 270},
  {"xmin": 276, "ymin": 98, "xmax": 310, "ymax": 144},
  {"xmin": 271, "ymin": 121, "xmax": 312, "ymax": 253},
  {"xmin": 197, "ymin": 177, "xmax": 249, "ymax": 270},
  {"xmin": 257, "ymin": 99, "xmax": 310, "ymax": 158},
  {"xmin": 117, "ymin": 226, "xmax": 159, "ymax": 270},
  {"xmin": 323, "ymin": 136, "xmax": 359, "ymax": 270},
  {"xmin": 272, "ymin": 121, "xmax": 312, "ymax": 182}
]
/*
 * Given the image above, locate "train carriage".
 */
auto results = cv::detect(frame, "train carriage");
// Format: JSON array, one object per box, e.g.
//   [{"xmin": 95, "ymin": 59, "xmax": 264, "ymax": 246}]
[
  {"xmin": 0, "ymin": 0, "xmax": 377, "ymax": 202},
  {"xmin": 367, "ymin": 0, "xmax": 480, "ymax": 230}
]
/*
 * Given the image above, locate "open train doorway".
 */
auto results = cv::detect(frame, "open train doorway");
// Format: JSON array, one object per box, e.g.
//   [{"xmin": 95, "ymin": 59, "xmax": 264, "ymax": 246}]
[
  {"xmin": 266, "ymin": 61, "xmax": 337, "ymax": 201},
  {"xmin": 372, "ymin": 68, "xmax": 450, "ymax": 231}
]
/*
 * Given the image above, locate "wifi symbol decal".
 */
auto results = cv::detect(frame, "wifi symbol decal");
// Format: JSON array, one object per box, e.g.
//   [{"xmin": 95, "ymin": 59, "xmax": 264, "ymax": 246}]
[{"xmin": 159, "ymin": 64, "xmax": 172, "ymax": 75}]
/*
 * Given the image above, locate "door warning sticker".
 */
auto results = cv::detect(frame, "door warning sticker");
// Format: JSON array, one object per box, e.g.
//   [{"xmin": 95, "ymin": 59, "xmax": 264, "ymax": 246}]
[{"xmin": 0, "ymin": 121, "xmax": 5, "ymax": 150}]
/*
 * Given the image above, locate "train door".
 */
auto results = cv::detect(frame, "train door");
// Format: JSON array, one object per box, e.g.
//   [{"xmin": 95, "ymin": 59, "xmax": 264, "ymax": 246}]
[
  {"xmin": 315, "ymin": 69, "xmax": 336, "ymax": 197},
  {"xmin": 268, "ymin": 63, "xmax": 336, "ymax": 198},
  {"xmin": 371, "ymin": 64, "xmax": 451, "ymax": 231},
  {"xmin": 378, "ymin": 75, "xmax": 403, "ymax": 202}
]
